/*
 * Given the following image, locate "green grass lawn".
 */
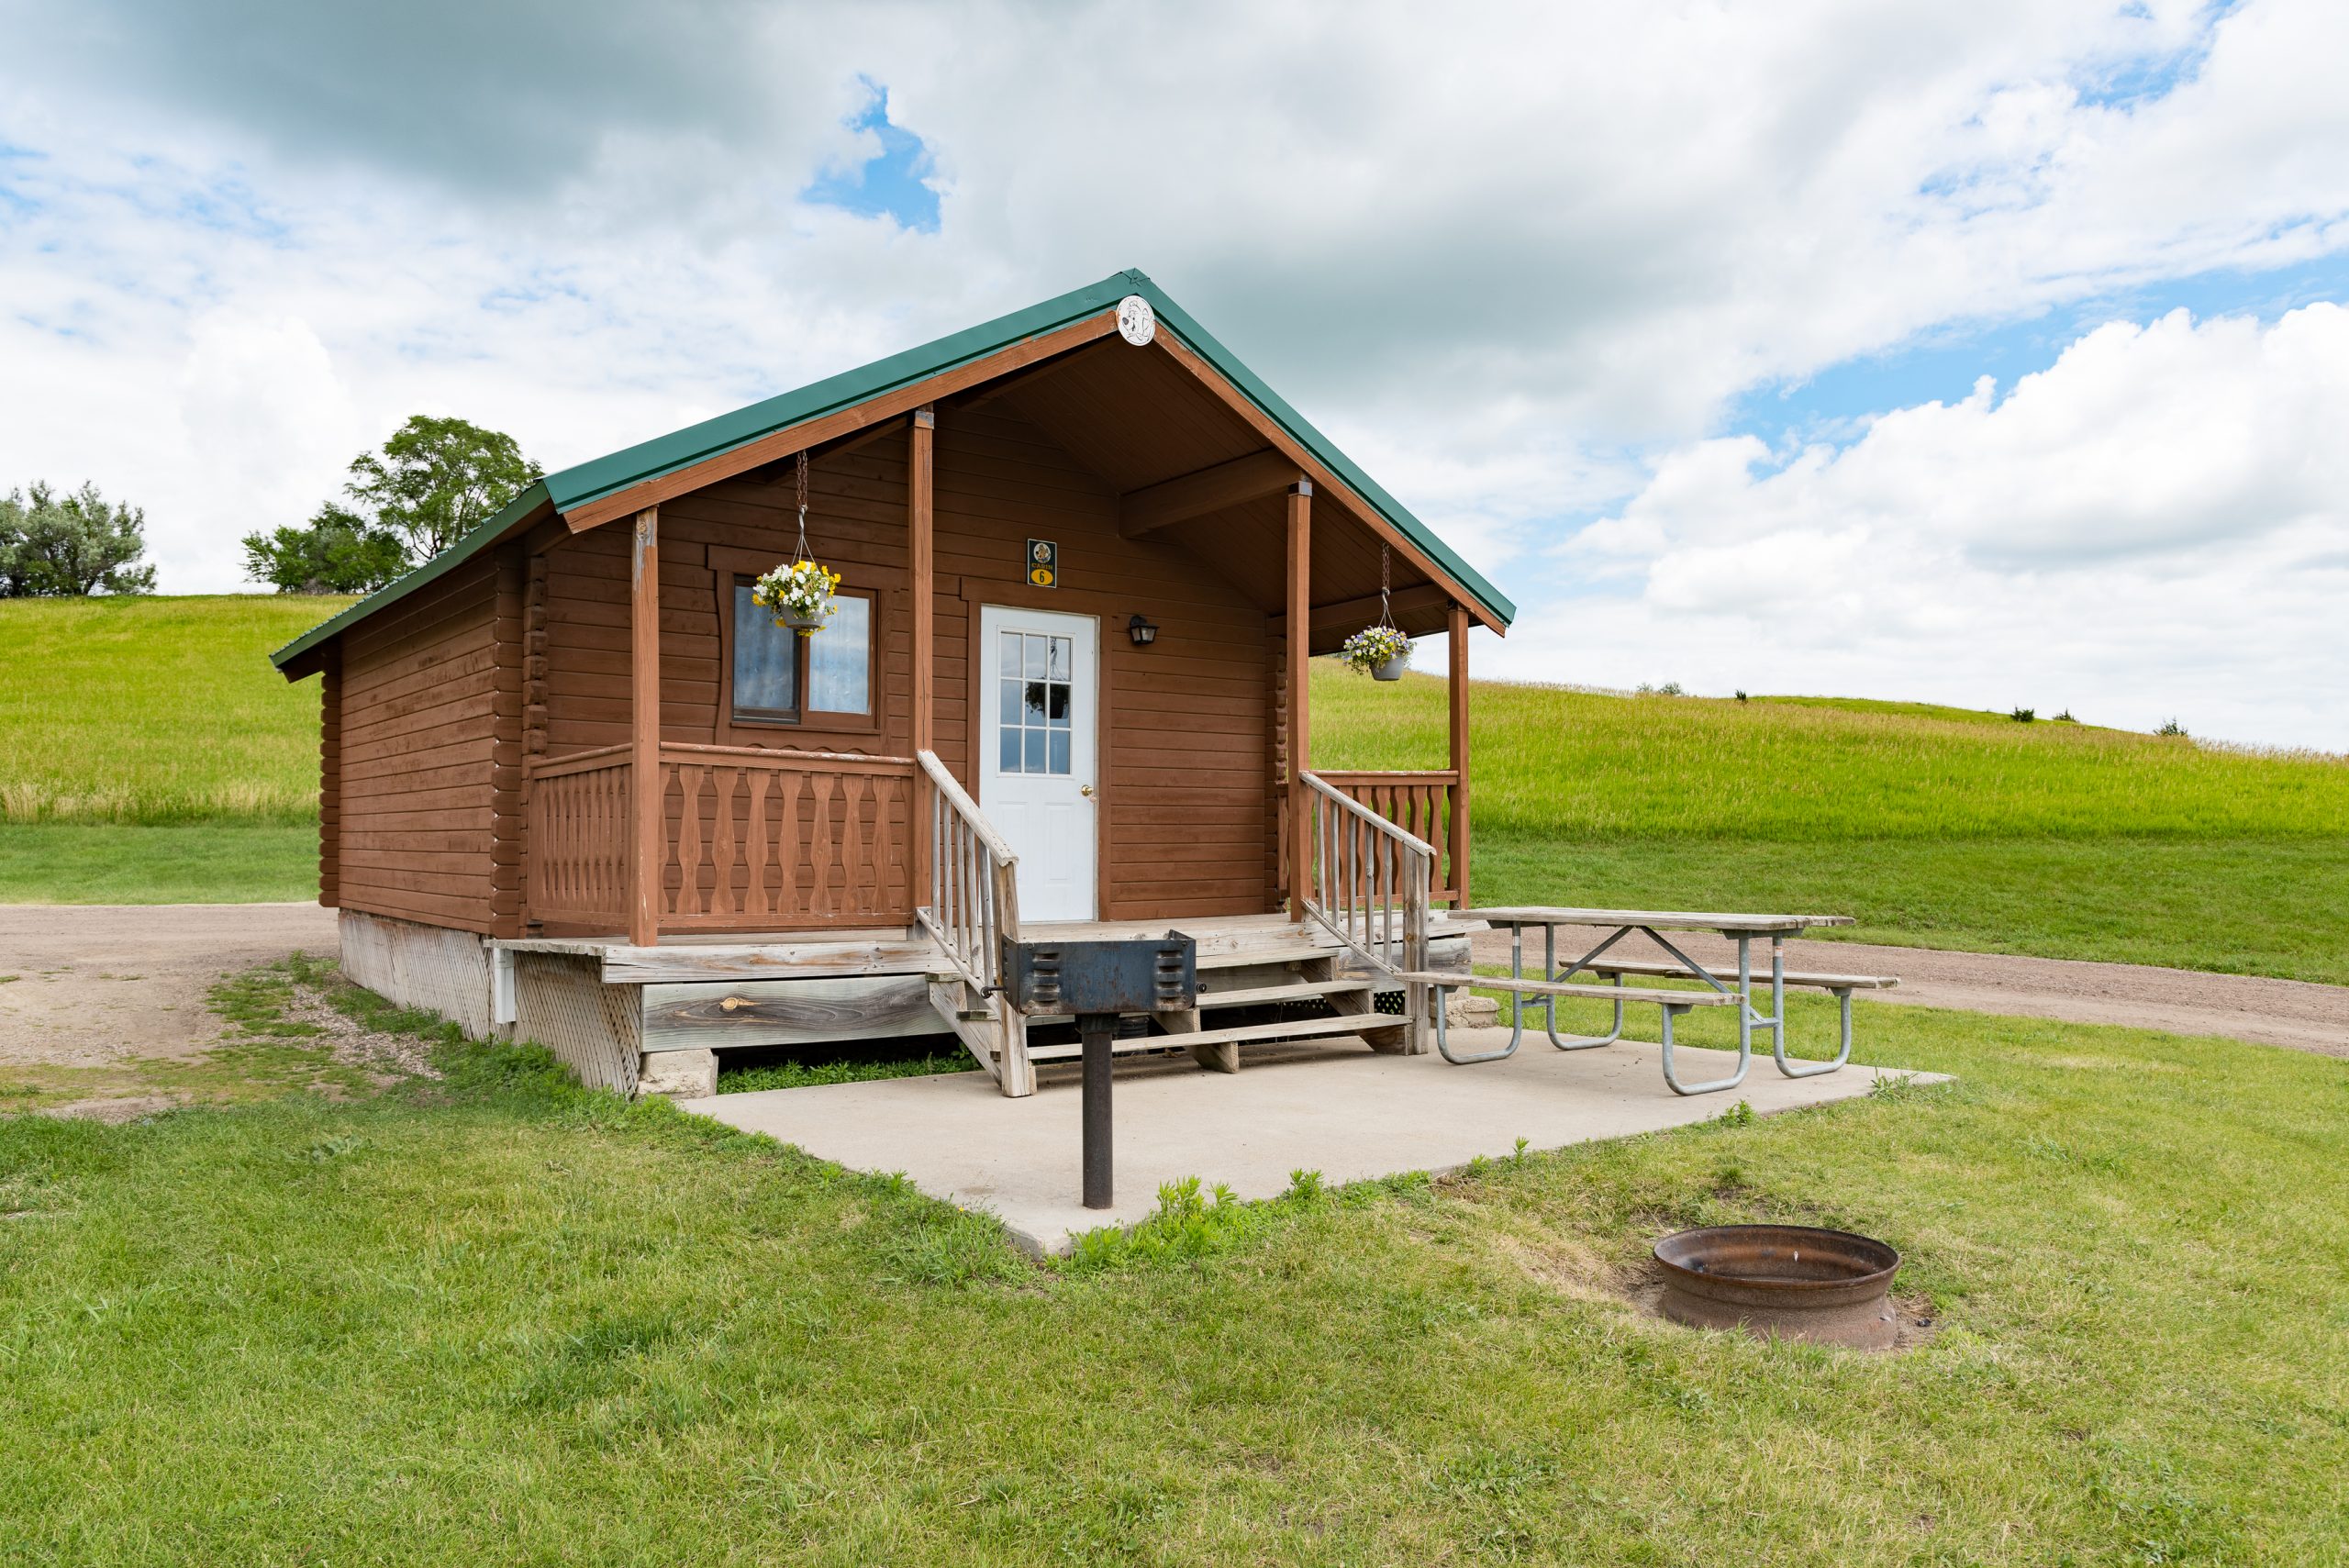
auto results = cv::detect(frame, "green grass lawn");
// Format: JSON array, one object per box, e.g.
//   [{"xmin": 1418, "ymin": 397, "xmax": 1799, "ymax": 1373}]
[
  {"xmin": 0, "ymin": 822, "xmax": 318, "ymax": 905},
  {"xmin": 4, "ymin": 971, "xmax": 2344, "ymax": 1563}
]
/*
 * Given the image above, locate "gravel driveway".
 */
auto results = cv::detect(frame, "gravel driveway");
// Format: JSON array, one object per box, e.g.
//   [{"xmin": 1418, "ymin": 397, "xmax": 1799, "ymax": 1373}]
[{"xmin": 0, "ymin": 902, "xmax": 340, "ymax": 1071}]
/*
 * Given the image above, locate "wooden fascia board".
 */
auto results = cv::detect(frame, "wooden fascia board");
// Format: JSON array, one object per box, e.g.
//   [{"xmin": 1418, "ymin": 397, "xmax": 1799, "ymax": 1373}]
[
  {"xmin": 561, "ymin": 311, "xmax": 1120, "ymax": 534},
  {"xmin": 1148, "ymin": 332, "xmax": 1508, "ymax": 637},
  {"xmin": 1117, "ymin": 449, "xmax": 1306, "ymax": 539}
]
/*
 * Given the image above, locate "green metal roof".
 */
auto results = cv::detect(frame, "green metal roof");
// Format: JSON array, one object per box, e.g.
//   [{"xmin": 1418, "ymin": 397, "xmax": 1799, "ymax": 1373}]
[{"xmin": 271, "ymin": 269, "xmax": 1514, "ymax": 672}]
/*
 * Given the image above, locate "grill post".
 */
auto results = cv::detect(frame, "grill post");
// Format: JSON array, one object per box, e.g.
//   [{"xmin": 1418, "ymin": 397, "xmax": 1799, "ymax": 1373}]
[
  {"xmin": 996, "ymin": 931, "xmax": 1198, "ymax": 1211},
  {"xmin": 1080, "ymin": 1011, "xmax": 1116, "ymax": 1209}
]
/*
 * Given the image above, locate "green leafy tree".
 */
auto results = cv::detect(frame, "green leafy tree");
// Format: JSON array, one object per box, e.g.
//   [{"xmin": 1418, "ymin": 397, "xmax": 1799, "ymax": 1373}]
[
  {"xmin": 348, "ymin": 415, "xmax": 542, "ymax": 562},
  {"xmin": 239, "ymin": 504, "xmax": 410, "ymax": 595},
  {"xmin": 0, "ymin": 482, "xmax": 158, "ymax": 596},
  {"xmin": 241, "ymin": 415, "xmax": 541, "ymax": 595}
]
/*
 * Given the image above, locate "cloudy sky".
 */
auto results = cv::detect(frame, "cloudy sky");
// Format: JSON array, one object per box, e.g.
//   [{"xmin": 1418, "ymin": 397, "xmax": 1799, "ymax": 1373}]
[{"xmin": 4, "ymin": 0, "xmax": 2345, "ymax": 749}]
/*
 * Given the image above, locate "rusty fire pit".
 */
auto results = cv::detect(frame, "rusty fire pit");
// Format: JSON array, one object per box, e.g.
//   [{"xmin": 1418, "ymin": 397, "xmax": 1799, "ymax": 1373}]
[{"xmin": 1653, "ymin": 1225, "xmax": 1901, "ymax": 1350}]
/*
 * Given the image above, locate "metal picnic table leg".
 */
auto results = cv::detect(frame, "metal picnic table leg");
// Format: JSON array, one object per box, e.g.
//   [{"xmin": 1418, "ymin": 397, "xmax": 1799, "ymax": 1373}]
[
  {"xmin": 1652, "ymin": 928, "xmax": 1752, "ymax": 1096},
  {"xmin": 1434, "ymin": 921, "xmax": 1525, "ymax": 1064},
  {"xmin": 1772, "ymin": 934, "xmax": 1856, "ymax": 1077},
  {"xmin": 1546, "ymin": 923, "xmax": 1631, "ymax": 1051}
]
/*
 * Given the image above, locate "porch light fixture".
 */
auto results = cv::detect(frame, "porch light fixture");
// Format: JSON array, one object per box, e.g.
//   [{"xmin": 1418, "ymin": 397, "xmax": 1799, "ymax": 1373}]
[{"xmin": 1127, "ymin": 614, "xmax": 1158, "ymax": 647}]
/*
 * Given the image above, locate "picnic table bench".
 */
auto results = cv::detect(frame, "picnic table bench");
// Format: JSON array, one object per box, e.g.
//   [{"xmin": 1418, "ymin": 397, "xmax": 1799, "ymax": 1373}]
[{"xmin": 1403, "ymin": 906, "xmax": 1897, "ymax": 1095}]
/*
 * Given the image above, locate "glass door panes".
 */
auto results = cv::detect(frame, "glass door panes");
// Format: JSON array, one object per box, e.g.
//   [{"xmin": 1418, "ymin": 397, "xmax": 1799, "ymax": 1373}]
[{"xmin": 998, "ymin": 631, "xmax": 1073, "ymax": 774}]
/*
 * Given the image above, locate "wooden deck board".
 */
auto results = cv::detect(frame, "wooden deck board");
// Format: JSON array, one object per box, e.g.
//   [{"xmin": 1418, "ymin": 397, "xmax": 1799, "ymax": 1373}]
[{"xmin": 494, "ymin": 910, "xmax": 1484, "ymax": 985}]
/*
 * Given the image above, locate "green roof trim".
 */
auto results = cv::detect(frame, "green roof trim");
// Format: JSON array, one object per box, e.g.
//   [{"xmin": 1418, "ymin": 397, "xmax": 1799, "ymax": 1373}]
[{"xmin": 272, "ymin": 268, "xmax": 1512, "ymax": 673}]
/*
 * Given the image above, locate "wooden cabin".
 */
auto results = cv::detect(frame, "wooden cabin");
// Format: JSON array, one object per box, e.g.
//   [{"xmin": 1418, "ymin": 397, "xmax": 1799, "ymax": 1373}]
[{"xmin": 270, "ymin": 272, "xmax": 1516, "ymax": 1097}]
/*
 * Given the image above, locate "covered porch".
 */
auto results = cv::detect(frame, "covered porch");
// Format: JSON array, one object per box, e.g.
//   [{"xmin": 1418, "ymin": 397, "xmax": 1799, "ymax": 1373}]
[{"xmin": 480, "ymin": 295, "xmax": 1505, "ymax": 1090}]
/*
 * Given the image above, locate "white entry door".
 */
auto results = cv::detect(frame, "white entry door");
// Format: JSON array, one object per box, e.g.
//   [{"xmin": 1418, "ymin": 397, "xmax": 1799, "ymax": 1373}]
[{"xmin": 979, "ymin": 605, "xmax": 1098, "ymax": 922}]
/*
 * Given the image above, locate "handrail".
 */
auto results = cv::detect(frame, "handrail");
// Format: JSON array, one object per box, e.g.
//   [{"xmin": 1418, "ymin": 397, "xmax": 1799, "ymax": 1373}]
[
  {"xmin": 915, "ymin": 749, "xmax": 1019, "ymax": 995},
  {"xmin": 1299, "ymin": 770, "xmax": 1432, "ymax": 1052}
]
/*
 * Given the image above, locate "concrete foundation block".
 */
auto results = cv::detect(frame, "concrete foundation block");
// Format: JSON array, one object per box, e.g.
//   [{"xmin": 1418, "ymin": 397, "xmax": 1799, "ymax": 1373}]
[
  {"xmin": 1445, "ymin": 993, "xmax": 1501, "ymax": 1029},
  {"xmin": 637, "ymin": 1049, "xmax": 718, "ymax": 1100}
]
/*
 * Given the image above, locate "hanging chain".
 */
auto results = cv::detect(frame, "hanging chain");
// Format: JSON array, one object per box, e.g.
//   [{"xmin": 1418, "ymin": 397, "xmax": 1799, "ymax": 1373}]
[
  {"xmin": 1379, "ymin": 543, "xmax": 1395, "ymax": 628},
  {"xmin": 792, "ymin": 450, "xmax": 812, "ymax": 565}
]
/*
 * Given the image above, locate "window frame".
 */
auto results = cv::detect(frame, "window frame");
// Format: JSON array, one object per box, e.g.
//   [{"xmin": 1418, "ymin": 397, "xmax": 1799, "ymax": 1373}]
[{"xmin": 713, "ymin": 550, "xmax": 885, "ymax": 742}]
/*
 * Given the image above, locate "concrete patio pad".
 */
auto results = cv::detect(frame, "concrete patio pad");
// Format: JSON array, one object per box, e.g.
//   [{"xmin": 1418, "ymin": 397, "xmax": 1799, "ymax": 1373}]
[{"xmin": 683, "ymin": 1030, "xmax": 1947, "ymax": 1255}]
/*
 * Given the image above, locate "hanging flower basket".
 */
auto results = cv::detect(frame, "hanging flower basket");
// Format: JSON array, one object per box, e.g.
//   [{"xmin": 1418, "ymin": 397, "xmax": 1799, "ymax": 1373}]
[
  {"xmin": 752, "ymin": 559, "xmax": 841, "ymax": 636},
  {"xmin": 1341, "ymin": 624, "xmax": 1411, "ymax": 680}
]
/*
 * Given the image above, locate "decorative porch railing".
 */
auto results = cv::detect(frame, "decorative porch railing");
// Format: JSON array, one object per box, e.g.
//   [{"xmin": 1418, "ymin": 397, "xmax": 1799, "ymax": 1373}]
[
  {"xmin": 661, "ymin": 743, "xmax": 918, "ymax": 929},
  {"xmin": 1278, "ymin": 770, "xmax": 1462, "ymax": 909},
  {"xmin": 914, "ymin": 749, "xmax": 1019, "ymax": 995},
  {"xmin": 525, "ymin": 744, "xmax": 633, "ymax": 929},
  {"xmin": 523, "ymin": 742, "xmax": 918, "ymax": 936},
  {"xmin": 1298, "ymin": 770, "xmax": 1433, "ymax": 1052}
]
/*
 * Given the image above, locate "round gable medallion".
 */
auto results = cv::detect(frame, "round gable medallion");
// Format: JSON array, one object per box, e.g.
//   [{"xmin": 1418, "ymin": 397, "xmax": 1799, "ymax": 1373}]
[{"xmin": 1116, "ymin": 295, "xmax": 1156, "ymax": 346}]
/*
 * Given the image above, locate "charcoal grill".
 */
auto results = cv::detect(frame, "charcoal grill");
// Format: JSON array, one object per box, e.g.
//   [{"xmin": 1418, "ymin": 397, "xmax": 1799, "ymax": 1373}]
[{"xmin": 999, "ymin": 931, "xmax": 1197, "ymax": 1209}]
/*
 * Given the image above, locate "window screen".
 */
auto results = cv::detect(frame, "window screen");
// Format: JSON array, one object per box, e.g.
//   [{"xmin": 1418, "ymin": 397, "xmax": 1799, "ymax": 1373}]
[
  {"xmin": 732, "ymin": 582, "xmax": 798, "ymax": 720},
  {"xmin": 997, "ymin": 630, "xmax": 1072, "ymax": 774},
  {"xmin": 806, "ymin": 593, "xmax": 871, "ymax": 715}
]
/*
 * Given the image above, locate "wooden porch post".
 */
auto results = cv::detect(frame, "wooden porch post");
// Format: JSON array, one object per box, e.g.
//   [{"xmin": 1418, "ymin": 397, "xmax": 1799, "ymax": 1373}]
[
  {"xmin": 628, "ymin": 506, "xmax": 662, "ymax": 947},
  {"xmin": 909, "ymin": 406, "xmax": 936, "ymax": 907},
  {"xmin": 1447, "ymin": 602, "xmax": 1471, "ymax": 907},
  {"xmin": 1286, "ymin": 482, "xmax": 1312, "ymax": 920}
]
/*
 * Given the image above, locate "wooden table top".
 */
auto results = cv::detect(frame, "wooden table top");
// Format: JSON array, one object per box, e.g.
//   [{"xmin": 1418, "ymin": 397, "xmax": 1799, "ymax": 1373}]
[{"xmin": 1466, "ymin": 906, "xmax": 1856, "ymax": 934}]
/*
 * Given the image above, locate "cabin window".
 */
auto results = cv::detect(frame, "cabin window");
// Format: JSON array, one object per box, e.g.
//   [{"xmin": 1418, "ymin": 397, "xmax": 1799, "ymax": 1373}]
[
  {"xmin": 729, "ymin": 577, "xmax": 874, "ymax": 728},
  {"xmin": 997, "ymin": 630, "xmax": 1073, "ymax": 774}
]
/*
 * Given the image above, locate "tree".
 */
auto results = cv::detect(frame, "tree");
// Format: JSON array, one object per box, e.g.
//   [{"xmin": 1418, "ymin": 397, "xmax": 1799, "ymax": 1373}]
[
  {"xmin": 0, "ymin": 482, "xmax": 158, "ymax": 596},
  {"xmin": 239, "ymin": 504, "xmax": 410, "ymax": 595},
  {"xmin": 348, "ymin": 415, "xmax": 542, "ymax": 562},
  {"xmin": 241, "ymin": 415, "xmax": 541, "ymax": 595}
]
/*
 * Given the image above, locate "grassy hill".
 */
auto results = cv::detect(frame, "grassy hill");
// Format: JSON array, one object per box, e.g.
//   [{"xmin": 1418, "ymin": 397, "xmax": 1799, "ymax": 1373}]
[
  {"xmin": 4, "ymin": 595, "xmax": 2344, "ymax": 979},
  {"xmin": 0, "ymin": 595, "xmax": 348, "ymax": 823}
]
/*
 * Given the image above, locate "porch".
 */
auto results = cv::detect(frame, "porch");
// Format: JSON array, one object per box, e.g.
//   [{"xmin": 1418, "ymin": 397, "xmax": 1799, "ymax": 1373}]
[{"xmin": 490, "ymin": 907, "xmax": 1486, "ymax": 1101}]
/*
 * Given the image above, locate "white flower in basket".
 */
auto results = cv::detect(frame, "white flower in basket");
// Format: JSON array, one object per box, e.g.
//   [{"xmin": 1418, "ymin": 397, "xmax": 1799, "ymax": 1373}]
[
  {"xmin": 751, "ymin": 559, "xmax": 841, "ymax": 636},
  {"xmin": 1340, "ymin": 624, "xmax": 1411, "ymax": 680}
]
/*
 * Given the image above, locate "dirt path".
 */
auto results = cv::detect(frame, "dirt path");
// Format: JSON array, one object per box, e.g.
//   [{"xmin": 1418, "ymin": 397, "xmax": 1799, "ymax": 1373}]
[
  {"xmin": 0, "ymin": 903, "xmax": 341, "ymax": 1071},
  {"xmin": 1468, "ymin": 927, "xmax": 2349, "ymax": 1058}
]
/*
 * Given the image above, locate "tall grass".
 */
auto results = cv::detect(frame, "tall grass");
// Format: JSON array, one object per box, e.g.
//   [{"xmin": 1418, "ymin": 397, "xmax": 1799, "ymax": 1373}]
[
  {"xmin": 1311, "ymin": 665, "xmax": 2348, "ymax": 840},
  {"xmin": 0, "ymin": 595, "xmax": 350, "ymax": 824}
]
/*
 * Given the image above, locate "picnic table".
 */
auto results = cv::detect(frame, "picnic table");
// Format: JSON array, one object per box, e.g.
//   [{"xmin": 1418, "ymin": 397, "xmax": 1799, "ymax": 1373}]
[{"xmin": 1411, "ymin": 907, "xmax": 1894, "ymax": 1095}]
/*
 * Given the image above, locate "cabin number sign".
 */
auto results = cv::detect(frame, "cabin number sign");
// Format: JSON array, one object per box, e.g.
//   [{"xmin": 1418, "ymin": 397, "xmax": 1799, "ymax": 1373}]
[
  {"xmin": 1027, "ymin": 539, "xmax": 1059, "ymax": 588},
  {"xmin": 1116, "ymin": 295, "xmax": 1155, "ymax": 346}
]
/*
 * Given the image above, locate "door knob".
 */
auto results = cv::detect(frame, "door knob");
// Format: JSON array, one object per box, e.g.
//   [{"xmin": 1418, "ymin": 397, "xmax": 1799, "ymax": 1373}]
[{"xmin": 1079, "ymin": 784, "xmax": 1095, "ymax": 796}]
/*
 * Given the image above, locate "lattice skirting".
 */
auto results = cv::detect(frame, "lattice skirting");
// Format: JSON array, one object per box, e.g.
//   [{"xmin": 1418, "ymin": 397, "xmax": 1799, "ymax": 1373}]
[
  {"xmin": 338, "ymin": 910, "xmax": 495, "ymax": 1038},
  {"xmin": 512, "ymin": 951, "xmax": 641, "ymax": 1096}
]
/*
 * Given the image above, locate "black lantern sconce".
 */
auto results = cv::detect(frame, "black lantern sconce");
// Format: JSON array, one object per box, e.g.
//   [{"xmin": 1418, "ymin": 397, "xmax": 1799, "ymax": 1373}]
[{"xmin": 1127, "ymin": 614, "xmax": 1158, "ymax": 647}]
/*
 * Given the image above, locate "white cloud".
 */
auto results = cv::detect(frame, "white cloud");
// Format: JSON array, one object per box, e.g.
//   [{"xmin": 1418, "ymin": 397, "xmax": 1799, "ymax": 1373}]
[
  {"xmin": 0, "ymin": 0, "xmax": 2346, "ymax": 745},
  {"xmin": 1495, "ymin": 306, "xmax": 2349, "ymax": 750}
]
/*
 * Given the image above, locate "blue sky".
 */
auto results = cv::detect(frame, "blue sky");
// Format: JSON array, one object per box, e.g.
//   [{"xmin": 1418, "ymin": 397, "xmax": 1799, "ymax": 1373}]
[
  {"xmin": 802, "ymin": 81, "xmax": 941, "ymax": 233},
  {"xmin": 1733, "ymin": 252, "xmax": 2349, "ymax": 450}
]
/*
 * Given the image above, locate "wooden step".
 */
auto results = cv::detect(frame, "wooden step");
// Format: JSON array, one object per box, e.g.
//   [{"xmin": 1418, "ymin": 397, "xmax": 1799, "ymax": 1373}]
[
  {"xmin": 1023, "ymin": 1011, "xmax": 1396, "ymax": 1062},
  {"xmin": 1194, "ymin": 942, "xmax": 1339, "ymax": 970},
  {"xmin": 1152, "ymin": 1011, "xmax": 1397, "ymax": 1051},
  {"xmin": 1197, "ymin": 979, "xmax": 1368, "ymax": 1008},
  {"xmin": 1392, "ymin": 972, "xmax": 1741, "ymax": 1006}
]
